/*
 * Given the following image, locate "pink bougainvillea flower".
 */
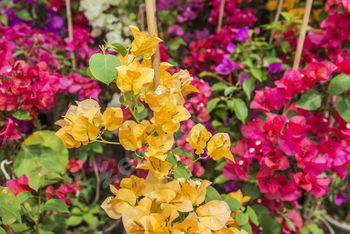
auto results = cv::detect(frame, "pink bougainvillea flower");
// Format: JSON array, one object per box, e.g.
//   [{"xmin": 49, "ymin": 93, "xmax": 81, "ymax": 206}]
[
  {"xmin": 264, "ymin": 113, "xmax": 287, "ymax": 143},
  {"xmin": 334, "ymin": 193, "xmax": 348, "ymax": 205},
  {"xmin": 180, "ymin": 119, "xmax": 195, "ymax": 134},
  {"xmin": 71, "ymin": 180, "xmax": 82, "ymax": 191},
  {"xmin": 57, "ymin": 184, "xmax": 75, "ymax": 203},
  {"xmin": 250, "ymin": 87, "xmax": 288, "ymax": 112},
  {"xmin": 303, "ymin": 153, "xmax": 328, "ymax": 176},
  {"xmin": 275, "ymin": 69, "xmax": 307, "ymax": 99},
  {"xmin": 256, "ymin": 166, "xmax": 279, "ymax": 195},
  {"xmin": 6, "ymin": 174, "xmax": 31, "ymax": 196},
  {"xmin": 241, "ymin": 118, "xmax": 265, "ymax": 138},
  {"xmin": 305, "ymin": 59, "xmax": 337, "ymax": 82},
  {"xmin": 67, "ymin": 156, "xmax": 83, "ymax": 173},
  {"xmin": 45, "ymin": 186, "xmax": 57, "ymax": 200},
  {"xmin": 0, "ymin": 93, "xmax": 18, "ymax": 111},
  {"xmin": 263, "ymin": 148, "xmax": 290, "ymax": 170},
  {"xmin": 288, "ymin": 211, "xmax": 303, "ymax": 231},
  {"xmin": 294, "ymin": 173, "xmax": 331, "ymax": 197},
  {"xmin": 223, "ymin": 156, "xmax": 251, "ymax": 181},
  {"xmin": 295, "ymin": 138, "xmax": 319, "ymax": 167},
  {"xmin": 0, "ymin": 118, "xmax": 22, "ymax": 143}
]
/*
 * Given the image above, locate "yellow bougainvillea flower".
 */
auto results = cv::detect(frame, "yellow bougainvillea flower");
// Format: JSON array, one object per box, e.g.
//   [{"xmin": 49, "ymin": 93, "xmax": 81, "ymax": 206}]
[
  {"xmin": 101, "ymin": 107, "xmax": 123, "ymax": 131},
  {"xmin": 110, "ymin": 188, "xmax": 137, "ymax": 214},
  {"xmin": 265, "ymin": 0, "xmax": 278, "ymax": 11},
  {"xmin": 122, "ymin": 208, "xmax": 148, "ymax": 233},
  {"xmin": 55, "ymin": 127, "xmax": 81, "ymax": 149},
  {"xmin": 101, "ymin": 196, "xmax": 122, "ymax": 219},
  {"xmin": 145, "ymin": 85, "xmax": 172, "ymax": 112},
  {"xmin": 129, "ymin": 25, "xmax": 163, "ymax": 59},
  {"xmin": 289, "ymin": 8, "xmax": 305, "ymax": 18},
  {"xmin": 116, "ymin": 65, "xmax": 154, "ymax": 95},
  {"xmin": 226, "ymin": 190, "xmax": 250, "ymax": 208},
  {"xmin": 119, "ymin": 120, "xmax": 150, "ymax": 151},
  {"xmin": 139, "ymin": 213, "xmax": 170, "ymax": 234},
  {"xmin": 207, "ymin": 133, "xmax": 235, "ymax": 162},
  {"xmin": 196, "ymin": 200, "xmax": 231, "ymax": 231},
  {"xmin": 172, "ymin": 212, "xmax": 199, "ymax": 234},
  {"xmin": 145, "ymin": 134, "xmax": 174, "ymax": 160},
  {"xmin": 284, "ymin": 0, "xmax": 299, "ymax": 10},
  {"xmin": 70, "ymin": 115, "xmax": 100, "ymax": 142},
  {"xmin": 140, "ymin": 171, "xmax": 168, "ymax": 200},
  {"xmin": 120, "ymin": 175, "xmax": 145, "ymax": 198},
  {"xmin": 137, "ymin": 157, "xmax": 172, "ymax": 179},
  {"xmin": 188, "ymin": 124, "xmax": 212, "ymax": 154},
  {"xmin": 216, "ymin": 227, "xmax": 249, "ymax": 234},
  {"xmin": 152, "ymin": 103, "xmax": 191, "ymax": 133},
  {"xmin": 178, "ymin": 178, "xmax": 212, "ymax": 206}
]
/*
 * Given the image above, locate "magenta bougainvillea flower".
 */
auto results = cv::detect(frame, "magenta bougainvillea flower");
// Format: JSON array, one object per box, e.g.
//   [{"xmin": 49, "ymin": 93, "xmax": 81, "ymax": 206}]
[
  {"xmin": 0, "ymin": 118, "xmax": 22, "ymax": 143},
  {"xmin": 67, "ymin": 157, "xmax": 84, "ymax": 173},
  {"xmin": 6, "ymin": 174, "xmax": 31, "ymax": 196},
  {"xmin": 334, "ymin": 193, "xmax": 348, "ymax": 205},
  {"xmin": 294, "ymin": 173, "xmax": 331, "ymax": 197},
  {"xmin": 250, "ymin": 87, "xmax": 287, "ymax": 112}
]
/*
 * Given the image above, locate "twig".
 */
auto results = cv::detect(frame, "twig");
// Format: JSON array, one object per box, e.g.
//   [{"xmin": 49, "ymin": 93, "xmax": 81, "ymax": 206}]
[
  {"xmin": 103, "ymin": 220, "xmax": 122, "ymax": 234},
  {"xmin": 65, "ymin": 0, "xmax": 77, "ymax": 69},
  {"xmin": 217, "ymin": 0, "xmax": 226, "ymax": 33},
  {"xmin": 139, "ymin": 4, "xmax": 145, "ymax": 32},
  {"xmin": 269, "ymin": 0, "xmax": 284, "ymax": 44},
  {"xmin": 0, "ymin": 159, "xmax": 12, "ymax": 180},
  {"xmin": 91, "ymin": 156, "xmax": 100, "ymax": 205},
  {"xmin": 2, "ymin": 225, "xmax": 14, "ymax": 234},
  {"xmin": 145, "ymin": 0, "xmax": 161, "ymax": 90}
]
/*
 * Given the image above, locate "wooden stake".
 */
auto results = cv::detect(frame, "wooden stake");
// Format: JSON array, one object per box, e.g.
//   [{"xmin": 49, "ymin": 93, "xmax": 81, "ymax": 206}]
[
  {"xmin": 139, "ymin": 4, "xmax": 145, "ymax": 32},
  {"xmin": 269, "ymin": 0, "xmax": 284, "ymax": 44},
  {"xmin": 217, "ymin": 0, "xmax": 226, "ymax": 33},
  {"xmin": 282, "ymin": 0, "xmax": 313, "ymax": 115},
  {"xmin": 65, "ymin": 0, "xmax": 77, "ymax": 69},
  {"xmin": 293, "ymin": 0, "xmax": 313, "ymax": 70},
  {"xmin": 145, "ymin": 0, "xmax": 161, "ymax": 90}
]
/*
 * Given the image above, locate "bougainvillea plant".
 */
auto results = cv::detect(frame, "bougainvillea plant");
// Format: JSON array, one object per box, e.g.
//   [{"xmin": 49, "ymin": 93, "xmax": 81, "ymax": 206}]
[{"xmin": 52, "ymin": 26, "xmax": 264, "ymax": 234}]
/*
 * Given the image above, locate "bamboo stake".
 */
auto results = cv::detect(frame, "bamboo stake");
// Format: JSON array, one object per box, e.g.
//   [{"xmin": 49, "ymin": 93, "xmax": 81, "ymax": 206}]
[
  {"xmin": 217, "ymin": 0, "xmax": 226, "ymax": 33},
  {"xmin": 65, "ymin": 0, "xmax": 77, "ymax": 69},
  {"xmin": 282, "ymin": 0, "xmax": 313, "ymax": 115},
  {"xmin": 292, "ymin": 0, "xmax": 313, "ymax": 70},
  {"xmin": 269, "ymin": 0, "xmax": 284, "ymax": 44},
  {"xmin": 145, "ymin": 0, "xmax": 161, "ymax": 90},
  {"xmin": 139, "ymin": 4, "xmax": 145, "ymax": 32}
]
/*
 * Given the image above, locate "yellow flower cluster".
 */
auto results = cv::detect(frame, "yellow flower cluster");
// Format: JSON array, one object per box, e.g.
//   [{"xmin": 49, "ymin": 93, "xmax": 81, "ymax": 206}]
[
  {"xmin": 55, "ymin": 25, "xmax": 244, "ymax": 234},
  {"xmin": 102, "ymin": 172, "xmax": 249, "ymax": 234}
]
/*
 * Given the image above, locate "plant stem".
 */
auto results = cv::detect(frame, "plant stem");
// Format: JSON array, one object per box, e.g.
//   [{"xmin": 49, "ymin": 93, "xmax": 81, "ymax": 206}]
[
  {"xmin": 122, "ymin": 92, "xmax": 140, "ymax": 124},
  {"xmin": 37, "ymin": 186, "xmax": 42, "ymax": 234},
  {"xmin": 23, "ymin": 204, "xmax": 38, "ymax": 226},
  {"xmin": 91, "ymin": 156, "xmax": 100, "ymax": 205},
  {"xmin": 65, "ymin": 0, "xmax": 77, "ymax": 69},
  {"xmin": 2, "ymin": 225, "xmax": 14, "ymax": 234}
]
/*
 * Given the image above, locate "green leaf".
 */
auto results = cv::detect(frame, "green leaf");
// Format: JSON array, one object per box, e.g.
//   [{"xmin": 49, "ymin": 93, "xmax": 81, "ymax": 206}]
[
  {"xmin": 232, "ymin": 98, "xmax": 248, "ymax": 122},
  {"xmin": 207, "ymin": 98, "xmax": 220, "ymax": 113},
  {"xmin": 86, "ymin": 67, "xmax": 95, "ymax": 79},
  {"xmin": 299, "ymin": 227, "xmax": 310, "ymax": 234},
  {"xmin": 136, "ymin": 101, "xmax": 145, "ymax": 113},
  {"xmin": 247, "ymin": 206, "xmax": 259, "ymax": 226},
  {"xmin": 227, "ymin": 100, "xmax": 234, "ymax": 113},
  {"xmin": 134, "ymin": 108, "xmax": 148, "ymax": 120},
  {"xmin": 28, "ymin": 173, "xmax": 45, "ymax": 192},
  {"xmin": 166, "ymin": 153, "xmax": 177, "ymax": 167},
  {"xmin": 236, "ymin": 212, "xmax": 249, "ymax": 225},
  {"xmin": 213, "ymin": 174, "xmax": 230, "ymax": 184},
  {"xmin": 88, "ymin": 204, "xmax": 101, "ymax": 214},
  {"xmin": 0, "ymin": 187, "xmax": 21, "ymax": 225},
  {"xmin": 243, "ymin": 183, "xmax": 262, "ymax": 199},
  {"xmin": 328, "ymin": 74, "xmax": 350, "ymax": 96},
  {"xmin": 22, "ymin": 131, "xmax": 69, "ymax": 175},
  {"xmin": 252, "ymin": 204, "xmax": 270, "ymax": 224},
  {"xmin": 0, "ymin": 227, "xmax": 5, "ymax": 234},
  {"xmin": 16, "ymin": 191, "xmax": 33, "ymax": 204},
  {"xmin": 296, "ymin": 89, "xmax": 322, "ymax": 111},
  {"xmin": 243, "ymin": 76, "xmax": 255, "ymax": 100},
  {"xmin": 224, "ymin": 197, "xmax": 240, "ymax": 211},
  {"xmin": 67, "ymin": 215, "xmax": 83, "ymax": 226},
  {"xmin": 263, "ymin": 219, "xmax": 282, "ymax": 234},
  {"xmin": 10, "ymin": 223, "xmax": 30, "ymax": 233},
  {"xmin": 12, "ymin": 108, "xmax": 30, "ymax": 120},
  {"xmin": 168, "ymin": 37, "xmax": 187, "ymax": 51},
  {"xmin": 212, "ymin": 83, "xmax": 227, "ymax": 92},
  {"xmin": 0, "ymin": 14, "xmax": 8, "ymax": 27},
  {"xmin": 238, "ymin": 223, "xmax": 252, "ymax": 234},
  {"xmin": 280, "ymin": 12, "xmax": 291, "ymax": 21},
  {"xmin": 82, "ymin": 213, "xmax": 98, "ymax": 227},
  {"xmin": 337, "ymin": 93, "xmax": 350, "ymax": 123},
  {"xmin": 41, "ymin": 214, "xmax": 67, "ymax": 234},
  {"xmin": 263, "ymin": 57, "xmax": 282, "ymax": 66},
  {"xmin": 13, "ymin": 145, "xmax": 63, "ymax": 182},
  {"xmin": 250, "ymin": 68, "xmax": 262, "ymax": 82},
  {"xmin": 174, "ymin": 167, "xmax": 192, "ymax": 180},
  {"xmin": 224, "ymin": 86, "xmax": 237, "ymax": 96},
  {"xmin": 91, "ymin": 142, "xmax": 103, "ymax": 154},
  {"xmin": 281, "ymin": 41, "xmax": 290, "ymax": 53},
  {"xmin": 205, "ymin": 186, "xmax": 222, "ymax": 203},
  {"xmin": 172, "ymin": 147, "xmax": 192, "ymax": 157},
  {"xmin": 285, "ymin": 218, "xmax": 295, "ymax": 231},
  {"xmin": 15, "ymin": 11, "xmax": 31, "ymax": 20},
  {"xmin": 44, "ymin": 199, "xmax": 69, "ymax": 213},
  {"xmin": 89, "ymin": 53, "xmax": 121, "ymax": 85},
  {"xmin": 108, "ymin": 43, "xmax": 128, "ymax": 56}
]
